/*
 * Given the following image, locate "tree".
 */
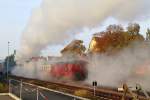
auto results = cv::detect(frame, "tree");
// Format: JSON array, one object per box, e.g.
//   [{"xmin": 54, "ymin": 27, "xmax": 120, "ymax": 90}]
[
  {"xmin": 106, "ymin": 24, "xmax": 124, "ymax": 33},
  {"xmin": 89, "ymin": 24, "xmax": 144, "ymax": 54},
  {"xmin": 4, "ymin": 53, "xmax": 16, "ymax": 74},
  {"xmin": 146, "ymin": 28, "xmax": 150, "ymax": 40},
  {"xmin": 61, "ymin": 40, "xmax": 86, "ymax": 56},
  {"xmin": 127, "ymin": 23, "xmax": 140, "ymax": 35}
]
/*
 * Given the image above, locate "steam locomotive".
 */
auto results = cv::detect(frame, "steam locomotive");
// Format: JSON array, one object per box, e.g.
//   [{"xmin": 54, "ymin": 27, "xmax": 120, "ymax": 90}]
[{"xmin": 50, "ymin": 60, "xmax": 87, "ymax": 81}]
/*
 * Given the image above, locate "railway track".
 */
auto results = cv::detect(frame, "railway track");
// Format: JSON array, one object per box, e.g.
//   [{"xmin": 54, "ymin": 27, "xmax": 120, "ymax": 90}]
[{"xmin": 9, "ymin": 75, "xmax": 148, "ymax": 100}]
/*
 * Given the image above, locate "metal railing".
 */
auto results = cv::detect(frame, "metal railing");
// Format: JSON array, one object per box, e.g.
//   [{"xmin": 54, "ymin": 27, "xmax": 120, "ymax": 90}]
[{"xmin": 9, "ymin": 79, "xmax": 89, "ymax": 100}]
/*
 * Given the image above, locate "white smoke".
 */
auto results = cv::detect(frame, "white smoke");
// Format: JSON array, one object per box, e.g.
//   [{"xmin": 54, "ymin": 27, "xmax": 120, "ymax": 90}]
[
  {"xmin": 12, "ymin": 55, "xmax": 81, "ymax": 81},
  {"xmin": 86, "ymin": 42, "xmax": 150, "ymax": 90},
  {"xmin": 13, "ymin": 42, "xmax": 150, "ymax": 90},
  {"xmin": 14, "ymin": 0, "xmax": 150, "ymax": 90},
  {"xmin": 12, "ymin": 60, "xmax": 52, "ymax": 81},
  {"xmin": 17, "ymin": 0, "xmax": 150, "ymax": 60}
]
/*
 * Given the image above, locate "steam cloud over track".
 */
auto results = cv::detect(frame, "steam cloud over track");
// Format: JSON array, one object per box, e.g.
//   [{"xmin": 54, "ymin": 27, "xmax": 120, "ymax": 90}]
[
  {"xmin": 13, "ymin": 0, "xmax": 150, "ymax": 91},
  {"xmin": 87, "ymin": 43, "xmax": 150, "ymax": 90}
]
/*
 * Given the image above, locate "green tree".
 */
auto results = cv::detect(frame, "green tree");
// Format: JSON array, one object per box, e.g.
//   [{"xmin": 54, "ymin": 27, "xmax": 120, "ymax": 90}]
[
  {"xmin": 4, "ymin": 53, "xmax": 16, "ymax": 74},
  {"xmin": 127, "ymin": 23, "xmax": 140, "ymax": 35},
  {"xmin": 146, "ymin": 28, "xmax": 150, "ymax": 40},
  {"xmin": 106, "ymin": 24, "xmax": 124, "ymax": 33}
]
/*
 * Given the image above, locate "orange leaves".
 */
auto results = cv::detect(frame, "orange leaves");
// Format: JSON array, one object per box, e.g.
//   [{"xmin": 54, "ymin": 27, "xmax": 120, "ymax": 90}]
[{"xmin": 89, "ymin": 24, "xmax": 144, "ymax": 54}]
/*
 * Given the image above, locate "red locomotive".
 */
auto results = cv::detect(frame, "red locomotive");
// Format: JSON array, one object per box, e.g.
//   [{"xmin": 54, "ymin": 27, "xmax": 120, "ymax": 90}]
[
  {"xmin": 50, "ymin": 40, "xmax": 88, "ymax": 81},
  {"xmin": 50, "ymin": 60, "xmax": 87, "ymax": 81}
]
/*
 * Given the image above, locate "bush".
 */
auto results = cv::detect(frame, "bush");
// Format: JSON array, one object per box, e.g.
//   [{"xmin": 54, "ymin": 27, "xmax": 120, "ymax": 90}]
[
  {"xmin": 0, "ymin": 83, "xmax": 4, "ymax": 90},
  {"xmin": 0, "ymin": 83, "xmax": 8, "ymax": 93}
]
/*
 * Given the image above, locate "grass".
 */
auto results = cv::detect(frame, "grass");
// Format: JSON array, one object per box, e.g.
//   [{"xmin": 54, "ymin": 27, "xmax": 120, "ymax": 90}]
[
  {"xmin": 0, "ymin": 82, "xmax": 8, "ymax": 93},
  {"xmin": 0, "ymin": 75, "xmax": 9, "ymax": 93}
]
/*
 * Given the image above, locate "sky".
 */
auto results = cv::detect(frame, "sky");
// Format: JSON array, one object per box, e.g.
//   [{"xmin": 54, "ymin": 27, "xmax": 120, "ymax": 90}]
[
  {"xmin": 0, "ymin": 0, "xmax": 42, "ymax": 59},
  {"xmin": 0, "ymin": 0, "xmax": 150, "ymax": 59}
]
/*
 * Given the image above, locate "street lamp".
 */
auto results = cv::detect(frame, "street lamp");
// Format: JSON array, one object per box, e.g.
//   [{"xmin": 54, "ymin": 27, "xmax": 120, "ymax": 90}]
[{"xmin": 7, "ymin": 41, "xmax": 10, "ymax": 80}]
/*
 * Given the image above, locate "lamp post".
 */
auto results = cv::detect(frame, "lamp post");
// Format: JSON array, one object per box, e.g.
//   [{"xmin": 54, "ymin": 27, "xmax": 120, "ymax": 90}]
[{"xmin": 7, "ymin": 41, "xmax": 10, "ymax": 80}]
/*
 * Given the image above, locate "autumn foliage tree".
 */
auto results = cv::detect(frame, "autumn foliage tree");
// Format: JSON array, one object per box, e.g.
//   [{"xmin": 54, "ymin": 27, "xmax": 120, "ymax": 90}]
[{"xmin": 89, "ymin": 23, "xmax": 144, "ymax": 54}]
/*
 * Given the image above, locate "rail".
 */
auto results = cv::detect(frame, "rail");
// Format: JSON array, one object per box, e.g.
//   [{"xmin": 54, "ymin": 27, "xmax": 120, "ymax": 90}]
[{"xmin": 9, "ymin": 75, "xmax": 150, "ymax": 100}]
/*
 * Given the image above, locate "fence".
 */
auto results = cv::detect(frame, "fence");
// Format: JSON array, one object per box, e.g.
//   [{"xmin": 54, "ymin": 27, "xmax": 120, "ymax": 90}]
[{"xmin": 9, "ymin": 79, "xmax": 89, "ymax": 100}]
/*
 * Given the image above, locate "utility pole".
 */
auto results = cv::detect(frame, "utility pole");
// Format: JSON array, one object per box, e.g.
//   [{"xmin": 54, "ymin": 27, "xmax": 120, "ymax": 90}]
[{"xmin": 7, "ymin": 41, "xmax": 10, "ymax": 80}]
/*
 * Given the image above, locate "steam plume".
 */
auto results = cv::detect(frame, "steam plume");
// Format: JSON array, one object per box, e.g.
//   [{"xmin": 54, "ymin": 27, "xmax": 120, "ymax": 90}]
[
  {"xmin": 17, "ymin": 0, "xmax": 150, "ymax": 60},
  {"xmin": 87, "ymin": 42, "xmax": 150, "ymax": 90},
  {"xmin": 13, "ymin": 42, "xmax": 150, "ymax": 90}
]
